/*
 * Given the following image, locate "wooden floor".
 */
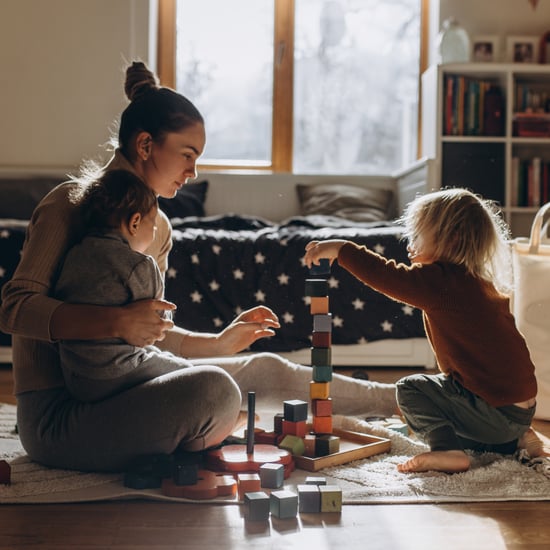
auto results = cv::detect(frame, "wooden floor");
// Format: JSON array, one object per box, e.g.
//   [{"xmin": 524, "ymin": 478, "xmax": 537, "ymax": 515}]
[{"xmin": 1, "ymin": 363, "xmax": 550, "ymax": 549}]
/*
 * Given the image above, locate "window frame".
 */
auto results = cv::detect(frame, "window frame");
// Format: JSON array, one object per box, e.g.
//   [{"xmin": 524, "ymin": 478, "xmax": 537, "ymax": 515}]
[{"xmin": 157, "ymin": 0, "xmax": 429, "ymax": 173}]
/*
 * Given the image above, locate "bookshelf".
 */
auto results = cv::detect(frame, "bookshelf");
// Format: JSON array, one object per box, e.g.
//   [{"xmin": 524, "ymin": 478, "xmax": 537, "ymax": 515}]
[{"xmin": 422, "ymin": 62, "xmax": 550, "ymax": 237}]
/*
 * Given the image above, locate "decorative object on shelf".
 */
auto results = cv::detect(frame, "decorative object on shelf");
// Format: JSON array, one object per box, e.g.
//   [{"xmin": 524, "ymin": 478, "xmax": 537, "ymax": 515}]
[
  {"xmin": 436, "ymin": 17, "xmax": 471, "ymax": 64},
  {"xmin": 539, "ymin": 31, "xmax": 550, "ymax": 63},
  {"xmin": 506, "ymin": 36, "xmax": 539, "ymax": 63},
  {"xmin": 472, "ymin": 35, "xmax": 499, "ymax": 62}
]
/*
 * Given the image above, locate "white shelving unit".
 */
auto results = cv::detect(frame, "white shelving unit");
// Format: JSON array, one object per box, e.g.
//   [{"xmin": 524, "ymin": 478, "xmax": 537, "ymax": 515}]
[{"xmin": 422, "ymin": 62, "xmax": 550, "ymax": 237}]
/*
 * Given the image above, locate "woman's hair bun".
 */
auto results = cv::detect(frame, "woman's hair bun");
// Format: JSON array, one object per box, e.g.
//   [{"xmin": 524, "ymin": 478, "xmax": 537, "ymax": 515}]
[{"xmin": 124, "ymin": 61, "xmax": 159, "ymax": 102}]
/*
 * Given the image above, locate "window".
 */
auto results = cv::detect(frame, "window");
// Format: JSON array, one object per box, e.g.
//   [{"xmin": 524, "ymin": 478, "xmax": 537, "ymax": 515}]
[{"xmin": 157, "ymin": 0, "xmax": 427, "ymax": 174}]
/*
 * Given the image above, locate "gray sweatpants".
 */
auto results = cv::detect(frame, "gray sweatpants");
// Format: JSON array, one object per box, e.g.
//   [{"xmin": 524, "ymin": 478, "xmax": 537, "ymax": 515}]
[
  {"xmin": 16, "ymin": 352, "xmax": 397, "ymax": 472},
  {"xmin": 396, "ymin": 373, "xmax": 535, "ymax": 454}
]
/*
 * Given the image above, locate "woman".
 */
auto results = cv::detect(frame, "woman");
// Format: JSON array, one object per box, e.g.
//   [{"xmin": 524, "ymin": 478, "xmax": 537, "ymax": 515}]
[{"xmin": 0, "ymin": 61, "xmax": 397, "ymax": 472}]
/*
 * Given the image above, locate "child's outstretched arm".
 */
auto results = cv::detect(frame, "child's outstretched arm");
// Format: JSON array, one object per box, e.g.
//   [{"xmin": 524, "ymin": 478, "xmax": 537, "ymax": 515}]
[{"xmin": 304, "ymin": 239, "xmax": 351, "ymax": 269}]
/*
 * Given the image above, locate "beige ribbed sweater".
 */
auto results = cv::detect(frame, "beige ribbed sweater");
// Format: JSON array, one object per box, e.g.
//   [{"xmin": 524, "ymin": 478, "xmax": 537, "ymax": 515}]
[{"xmin": 0, "ymin": 152, "xmax": 183, "ymax": 394}]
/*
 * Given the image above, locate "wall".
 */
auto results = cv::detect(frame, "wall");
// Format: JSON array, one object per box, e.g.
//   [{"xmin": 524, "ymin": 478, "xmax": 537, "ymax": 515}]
[{"xmin": 0, "ymin": 0, "xmax": 155, "ymax": 172}]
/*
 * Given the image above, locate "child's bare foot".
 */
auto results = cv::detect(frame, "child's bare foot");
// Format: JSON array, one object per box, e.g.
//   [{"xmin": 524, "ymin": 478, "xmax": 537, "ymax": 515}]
[
  {"xmin": 397, "ymin": 450, "xmax": 471, "ymax": 473},
  {"xmin": 518, "ymin": 427, "xmax": 550, "ymax": 458}
]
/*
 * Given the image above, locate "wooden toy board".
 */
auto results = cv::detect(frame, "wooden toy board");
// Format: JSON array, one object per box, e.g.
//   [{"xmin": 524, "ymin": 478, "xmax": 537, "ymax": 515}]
[{"xmin": 293, "ymin": 428, "xmax": 390, "ymax": 472}]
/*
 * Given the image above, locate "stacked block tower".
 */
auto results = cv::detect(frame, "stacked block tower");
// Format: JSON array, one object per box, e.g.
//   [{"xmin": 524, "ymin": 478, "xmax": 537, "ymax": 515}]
[{"xmin": 305, "ymin": 259, "xmax": 339, "ymax": 454}]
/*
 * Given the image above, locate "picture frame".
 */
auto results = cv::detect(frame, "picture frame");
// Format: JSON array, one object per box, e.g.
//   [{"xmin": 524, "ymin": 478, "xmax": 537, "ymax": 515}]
[
  {"xmin": 507, "ymin": 36, "xmax": 539, "ymax": 63},
  {"xmin": 472, "ymin": 35, "xmax": 499, "ymax": 62}
]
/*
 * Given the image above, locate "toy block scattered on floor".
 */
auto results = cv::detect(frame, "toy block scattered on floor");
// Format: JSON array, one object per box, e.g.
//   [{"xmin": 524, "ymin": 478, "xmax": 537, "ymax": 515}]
[
  {"xmin": 319, "ymin": 485, "xmax": 342, "ymax": 512},
  {"xmin": 259, "ymin": 462, "xmax": 285, "ymax": 489},
  {"xmin": 237, "ymin": 473, "xmax": 262, "ymax": 500},
  {"xmin": 270, "ymin": 489, "xmax": 298, "ymax": 519},
  {"xmin": 0, "ymin": 460, "xmax": 11, "ymax": 485},
  {"xmin": 297, "ymin": 484, "xmax": 321, "ymax": 513},
  {"xmin": 244, "ymin": 491, "xmax": 271, "ymax": 522},
  {"xmin": 305, "ymin": 476, "xmax": 327, "ymax": 485}
]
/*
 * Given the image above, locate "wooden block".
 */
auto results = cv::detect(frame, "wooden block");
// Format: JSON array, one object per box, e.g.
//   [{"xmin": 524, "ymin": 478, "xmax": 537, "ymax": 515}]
[
  {"xmin": 162, "ymin": 470, "xmax": 237, "ymax": 500},
  {"xmin": 279, "ymin": 434, "xmax": 305, "ymax": 456},
  {"xmin": 313, "ymin": 314, "xmax": 332, "ymax": 332},
  {"xmin": 297, "ymin": 484, "xmax": 321, "ymax": 513},
  {"xmin": 309, "ymin": 381, "xmax": 330, "ymax": 400},
  {"xmin": 0, "ymin": 460, "xmax": 11, "ymax": 485},
  {"xmin": 305, "ymin": 279, "xmax": 329, "ymax": 297},
  {"xmin": 310, "ymin": 296, "xmax": 329, "ymax": 314},
  {"xmin": 315, "ymin": 434, "xmax": 340, "ymax": 456},
  {"xmin": 311, "ymin": 398, "xmax": 332, "ymax": 417},
  {"xmin": 173, "ymin": 462, "xmax": 199, "ymax": 486},
  {"xmin": 319, "ymin": 485, "xmax": 342, "ymax": 512},
  {"xmin": 282, "ymin": 419, "xmax": 307, "ymax": 438},
  {"xmin": 283, "ymin": 399, "xmax": 308, "ymax": 422},
  {"xmin": 123, "ymin": 471, "xmax": 162, "ymax": 490},
  {"xmin": 273, "ymin": 412, "xmax": 284, "ymax": 434},
  {"xmin": 259, "ymin": 462, "xmax": 285, "ymax": 489},
  {"xmin": 253, "ymin": 429, "xmax": 280, "ymax": 445},
  {"xmin": 309, "ymin": 258, "xmax": 331, "ymax": 276},
  {"xmin": 305, "ymin": 476, "xmax": 327, "ymax": 485},
  {"xmin": 312, "ymin": 365, "xmax": 333, "ymax": 382},
  {"xmin": 311, "ymin": 347, "xmax": 331, "ymax": 368},
  {"xmin": 270, "ymin": 489, "xmax": 298, "ymax": 519},
  {"xmin": 237, "ymin": 473, "xmax": 262, "ymax": 500},
  {"xmin": 311, "ymin": 330, "xmax": 331, "ymax": 347},
  {"xmin": 312, "ymin": 415, "xmax": 333, "ymax": 435},
  {"xmin": 303, "ymin": 434, "xmax": 316, "ymax": 457},
  {"xmin": 244, "ymin": 491, "xmax": 270, "ymax": 522}
]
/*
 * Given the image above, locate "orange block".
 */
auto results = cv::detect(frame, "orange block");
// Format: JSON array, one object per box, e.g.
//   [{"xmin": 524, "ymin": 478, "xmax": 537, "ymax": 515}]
[
  {"xmin": 237, "ymin": 473, "xmax": 262, "ymax": 500},
  {"xmin": 282, "ymin": 419, "xmax": 308, "ymax": 438},
  {"xmin": 310, "ymin": 296, "xmax": 329, "ymax": 314},
  {"xmin": 304, "ymin": 434, "xmax": 316, "ymax": 457},
  {"xmin": 310, "ymin": 381, "xmax": 330, "ymax": 400},
  {"xmin": 312, "ymin": 415, "xmax": 333, "ymax": 434}
]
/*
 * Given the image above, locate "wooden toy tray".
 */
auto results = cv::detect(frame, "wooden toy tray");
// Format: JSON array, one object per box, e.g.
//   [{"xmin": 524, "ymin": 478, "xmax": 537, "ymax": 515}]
[{"xmin": 293, "ymin": 428, "xmax": 390, "ymax": 472}]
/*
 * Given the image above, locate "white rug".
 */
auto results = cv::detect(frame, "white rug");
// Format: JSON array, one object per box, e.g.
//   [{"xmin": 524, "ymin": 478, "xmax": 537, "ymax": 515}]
[{"xmin": 1, "ymin": 403, "xmax": 550, "ymax": 505}]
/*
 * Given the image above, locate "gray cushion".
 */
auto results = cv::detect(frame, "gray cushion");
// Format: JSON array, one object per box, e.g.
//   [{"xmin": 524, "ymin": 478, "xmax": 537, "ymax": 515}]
[{"xmin": 296, "ymin": 183, "xmax": 394, "ymax": 222}]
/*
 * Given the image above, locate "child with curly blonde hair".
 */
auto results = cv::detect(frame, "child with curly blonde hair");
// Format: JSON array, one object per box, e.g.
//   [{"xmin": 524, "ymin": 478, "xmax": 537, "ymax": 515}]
[{"xmin": 304, "ymin": 188, "xmax": 538, "ymax": 473}]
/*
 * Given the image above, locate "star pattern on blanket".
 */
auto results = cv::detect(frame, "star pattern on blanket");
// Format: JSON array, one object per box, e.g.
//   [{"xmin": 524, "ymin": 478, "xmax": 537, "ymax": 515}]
[{"xmin": 162, "ymin": 218, "xmax": 425, "ymax": 352}]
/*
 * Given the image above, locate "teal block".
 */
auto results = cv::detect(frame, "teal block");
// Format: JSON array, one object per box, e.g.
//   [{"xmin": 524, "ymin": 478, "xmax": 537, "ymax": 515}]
[
  {"xmin": 270, "ymin": 489, "xmax": 298, "ymax": 519},
  {"xmin": 259, "ymin": 462, "xmax": 285, "ymax": 489},
  {"xmin": 244, "ymin": 491, "xmax": 271, "ymax": 521},
  {"xmin": 312, "ymin": 365, "xmax": 333, "ymax": 382}
]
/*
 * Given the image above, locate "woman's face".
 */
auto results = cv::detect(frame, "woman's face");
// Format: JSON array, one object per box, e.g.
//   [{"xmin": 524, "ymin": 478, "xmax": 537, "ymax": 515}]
[{"xmin": 143, "ymin": 122, "xmax": 206, "ymax": 199}]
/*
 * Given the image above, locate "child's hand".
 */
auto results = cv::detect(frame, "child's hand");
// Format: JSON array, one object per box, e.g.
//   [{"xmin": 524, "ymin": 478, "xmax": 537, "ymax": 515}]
[{"xmin": 304, "ymin": 240, "xmax": 348, "ymax": 269}]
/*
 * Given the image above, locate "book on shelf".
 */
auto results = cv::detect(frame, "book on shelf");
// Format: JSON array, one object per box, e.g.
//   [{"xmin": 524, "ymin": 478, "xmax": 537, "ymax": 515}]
[
  {"xmin": 511, "ymin": 156, "xmax": 550, "ymax": 206},
  {"xmin": 443, "ymin": 75, "xmax": 503, "ymax": 137}
]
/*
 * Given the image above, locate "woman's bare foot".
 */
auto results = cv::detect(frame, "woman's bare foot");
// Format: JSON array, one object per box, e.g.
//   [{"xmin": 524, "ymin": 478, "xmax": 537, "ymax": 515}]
[{"xmin": 397, "ymin": 450, "xmax": 471, "ymax": 473}]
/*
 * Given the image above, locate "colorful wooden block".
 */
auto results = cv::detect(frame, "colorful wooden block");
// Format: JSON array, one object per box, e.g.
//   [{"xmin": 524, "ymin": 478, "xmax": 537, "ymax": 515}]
[
  {"xmin": 305, "ymin": 476, "xmax": 327, "ymax": 485},
  {"xmin": 312, "ymin": 365, "xmax": 333, "ymax": 382},
  {"xmin": 309, "ymin": 381, "xmax": 330, "ymax": 400},
  {"xmin": 237, "ymin": 473, "xmax": 262, "ymax": 500},
  {"xmin": 173, "ymin": 462, "xmax": 199, "ymax": 486},
  {"xmin": 315, "ymin": 434, "xmax": 340, "ymax": 456},
  {"xmin": 303, "ymin": 433, "xmax": 316, "ymax": 457},
  {"xmin": 310, "ymin": 296, "xmax": 329, "ymax": 314},
  {"xmin": 297, "ymin": 484, "xmax": 321, "ymax": 513},
  {"xmin": 311, "ymin": 347, "xmax": 331, "ymax": 368},
  {"xmin": 252, "ymin": 428, "xmax": 280, "ymax": 445},
  {"xmin": 311, "ymin": 330, "xmax": 331, "ymax": 347},
  {"xmin": 311, "ymin": 398, "xmax": 333, "ymax": 417},
  {"xmin": 313, "ymin": 314, "xmax": 332, "ymax": 332},
  {"xmin": 283, "ymin": 399, "xmax": 308, "ymax": 422},
  {"xmin": 282, "ymin": 419, "xmax": 308, "ymax": 438},
  {"xmin": 244, "ymin": 491, "xmax": 271, "ymax": 521},
  {"xmin": 161, "ymin": 471, "xmax": 237, "ymax": 500},
  {"xmin": 305, "ymin": 279, "xmax": 329, "ymax": 297},
  {"xmin": 270, "ymin": 489, "xmax": 298, "ymax": 519},
  {"xmin": 0, "ymin": 460, "xmax": 11, "ymax": 485},
  {"xmin": 319, "ymin": 485, "xmax": 342, "ymax": 512},
  {"xmin": 259, "ymin": 462, "xmax": 285, "ymax": 489},
  {"xmin": 312, "ymin": 415, "xmax": 333, "ymax": 435},
  {"xmin": 279, "ymin": 434, "xmax": 305, "ymax": 456},
  {"xmin": 273, "ymin": 412, "xmax": 284, "ymax": 434},
  {"xmin": 309, "ymin": 258, "xmax": 331, "ymax": 276}
]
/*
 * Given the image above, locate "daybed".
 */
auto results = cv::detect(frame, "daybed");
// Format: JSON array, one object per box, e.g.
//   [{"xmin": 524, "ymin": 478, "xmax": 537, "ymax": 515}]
[{"xmin": 0, "ymin": 160, "xmax": 435, "ymax": 368}]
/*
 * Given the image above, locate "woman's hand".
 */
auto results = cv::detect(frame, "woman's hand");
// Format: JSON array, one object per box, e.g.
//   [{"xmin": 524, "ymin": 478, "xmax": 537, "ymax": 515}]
[
  {"xmin": 304, "ymin": 240, "xmax": 348, "ymax": 269},
  {"xmin": 216, "ymin": 306, "xmax": 281, "ymax": 355},
  {"xmin": 117, "ymin": 299, "xmax": 176, "ymax": 347}
]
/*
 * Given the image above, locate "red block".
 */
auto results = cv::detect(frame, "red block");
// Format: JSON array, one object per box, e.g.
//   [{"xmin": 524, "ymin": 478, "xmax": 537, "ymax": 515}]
[
  {"xmin": 311, "ymin": 398, "xmax": 332, "ymax": 417},
  {"xmin": 312, "ymin": 331, "xmax": 331, "ymax": 347},
  {"xmin": 282, "ymin": 419, "xmax": 307, "ymax": 438}
]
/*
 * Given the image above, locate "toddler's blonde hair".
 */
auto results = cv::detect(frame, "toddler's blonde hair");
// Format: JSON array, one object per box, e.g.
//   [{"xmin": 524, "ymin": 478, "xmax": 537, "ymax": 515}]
[{"xmin": 400, "ymin": 188, "xmax": 513, "ymax": 295}]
